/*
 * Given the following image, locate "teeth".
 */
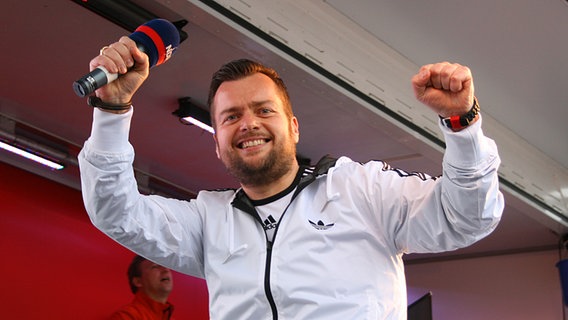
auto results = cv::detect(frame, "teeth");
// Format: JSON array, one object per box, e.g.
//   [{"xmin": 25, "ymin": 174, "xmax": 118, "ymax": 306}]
[{"xmin": 241, "ymin": 139, "xmax": 266, "ymax": 149}]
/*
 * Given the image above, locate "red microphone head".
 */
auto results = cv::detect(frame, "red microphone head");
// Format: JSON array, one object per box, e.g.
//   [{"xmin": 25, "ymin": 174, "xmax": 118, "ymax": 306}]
[{"xmin": 129, "ymin": 19, "xmax": 181, "ymax": 67}]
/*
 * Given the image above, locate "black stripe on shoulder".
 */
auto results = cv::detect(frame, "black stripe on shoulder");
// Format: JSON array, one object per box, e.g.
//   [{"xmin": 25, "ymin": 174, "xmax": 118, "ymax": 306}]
[{"xmin": 377, "ymin": 160, "xmax": 439, "ymax": 181}]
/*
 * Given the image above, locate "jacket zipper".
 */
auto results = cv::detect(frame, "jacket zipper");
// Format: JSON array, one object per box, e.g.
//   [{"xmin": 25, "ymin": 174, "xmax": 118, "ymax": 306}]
[
  {"xmin": 264, "ymin": 239, "xmax": 278, "ymax": 320},
  {"xmin": 232, "ymin": 164, "xmax": 325, "ymax": 320},
  {"xmin": 263, "ymin": 198, "xmax": 297, "ymax": 320},
  {"xmin": 263, "ymin": 178, "xmax": 317, "ymax": 320}
]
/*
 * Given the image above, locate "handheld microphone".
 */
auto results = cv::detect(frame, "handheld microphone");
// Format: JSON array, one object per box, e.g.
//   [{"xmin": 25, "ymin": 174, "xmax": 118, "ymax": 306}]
[{"xmin": 73, "ymin": 19, "xmax": 181, "ymax": 97}]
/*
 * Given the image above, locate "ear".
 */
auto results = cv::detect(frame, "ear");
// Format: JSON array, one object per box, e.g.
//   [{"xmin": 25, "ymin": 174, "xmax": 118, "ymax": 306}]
[
  {"xmin": 291, "ymin": 116, "xmax": 300, "ymax": 143},
  {"xmin": 213, "ymin": 134, "xmax": 221, "ymax": 159},
  {"xmin": 132, "ymin": 277, "xmax": 143, "ymax": 289}
]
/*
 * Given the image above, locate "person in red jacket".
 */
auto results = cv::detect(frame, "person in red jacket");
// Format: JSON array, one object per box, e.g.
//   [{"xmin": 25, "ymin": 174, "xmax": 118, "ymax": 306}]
[{"xmin": 111, "ymin": 255, "xmax": 175, "ymax": 320}]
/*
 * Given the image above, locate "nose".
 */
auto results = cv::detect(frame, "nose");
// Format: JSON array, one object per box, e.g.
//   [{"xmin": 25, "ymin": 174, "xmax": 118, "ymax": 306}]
[{"xmin": 239, "ymin": 110, "xmax": 259, "ymax": 131}]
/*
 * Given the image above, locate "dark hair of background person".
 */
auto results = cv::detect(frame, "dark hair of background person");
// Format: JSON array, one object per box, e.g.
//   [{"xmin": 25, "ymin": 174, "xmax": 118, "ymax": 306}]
[{"xmin": 126, "ymin": 255, "xmax": 147, "ymax": 294}]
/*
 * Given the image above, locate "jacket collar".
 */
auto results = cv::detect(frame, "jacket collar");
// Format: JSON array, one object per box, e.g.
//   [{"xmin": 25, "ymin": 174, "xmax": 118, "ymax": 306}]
[
  {"xmin": 231, "ymin": 155, "xmax": 338, "ymax": 217},
  {"xmin": 133, "ymin": 291, "xmax": 175, "ymax": 319}
]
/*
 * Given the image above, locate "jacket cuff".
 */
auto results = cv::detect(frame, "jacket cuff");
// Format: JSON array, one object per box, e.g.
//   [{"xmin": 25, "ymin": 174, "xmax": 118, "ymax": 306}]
[
  {"xmin": 89, "ymin": 107, "xmax": 133, "ymax": 153},
  {"xmin": 441, "ymin": 115, "xmax": 494, "ymax": 167}
]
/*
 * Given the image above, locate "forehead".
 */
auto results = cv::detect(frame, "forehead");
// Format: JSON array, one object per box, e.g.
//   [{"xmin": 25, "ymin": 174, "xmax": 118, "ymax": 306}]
[
  {"xmin": 139, "ymin": 260, "xmax": 155, "ymax": 270},
  {"xmin": 212, "ymin": 73, "xmax": 282, "ymax": 112}
]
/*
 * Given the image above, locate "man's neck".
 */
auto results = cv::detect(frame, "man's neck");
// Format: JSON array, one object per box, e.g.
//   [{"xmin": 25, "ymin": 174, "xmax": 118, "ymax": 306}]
[
  {"xmin": 142, "ymin": 290, "xmax": 169, "ymax": 304},
  {"xmin": 241, "ymin": 162, "xmax": 300, "ymax": 201}
]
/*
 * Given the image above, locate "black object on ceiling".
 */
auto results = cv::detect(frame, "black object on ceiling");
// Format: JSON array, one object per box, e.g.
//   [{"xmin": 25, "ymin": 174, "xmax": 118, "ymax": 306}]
[{"xmin": 72, "ymin": 0, "xmax": 188, "ymax": 43}]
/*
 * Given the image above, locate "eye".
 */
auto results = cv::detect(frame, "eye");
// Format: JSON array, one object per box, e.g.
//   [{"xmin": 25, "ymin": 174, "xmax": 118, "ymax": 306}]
[{"xmin": 222, "ymin": 113, "xmax": 239, "ymax": 124}]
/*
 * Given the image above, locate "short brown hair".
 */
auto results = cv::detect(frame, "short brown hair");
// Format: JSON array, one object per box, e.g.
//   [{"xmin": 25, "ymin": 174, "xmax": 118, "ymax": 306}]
[
  {"xmin": 127, "ymin": 255, "xmax": 146, "ymax": 294},
  {"xmin": 207, "ymin": 59, "xmax": 292, "ymax": 128}
]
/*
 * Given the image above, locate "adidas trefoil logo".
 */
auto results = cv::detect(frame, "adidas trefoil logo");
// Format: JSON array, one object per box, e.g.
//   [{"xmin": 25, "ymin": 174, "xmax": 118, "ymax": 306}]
[{"xmin": 308, "ymin": 219, "xmax": 335, "ymax": 231}]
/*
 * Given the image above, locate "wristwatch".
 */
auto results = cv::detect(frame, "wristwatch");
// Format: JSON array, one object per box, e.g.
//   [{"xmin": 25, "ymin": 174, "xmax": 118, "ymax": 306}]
[{"xmin": 440, "ymin": 97, "xmax": 480, "ymax": 130}]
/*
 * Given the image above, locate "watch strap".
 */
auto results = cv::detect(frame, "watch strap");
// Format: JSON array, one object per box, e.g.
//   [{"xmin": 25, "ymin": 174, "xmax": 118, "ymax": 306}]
[
  {"xmin": 87, "ymin": 96, "xmax": 132, "ymax": 111},
  {"xmin": 440, "ymin": 97, "xmax": 480, "ymax": 130}
]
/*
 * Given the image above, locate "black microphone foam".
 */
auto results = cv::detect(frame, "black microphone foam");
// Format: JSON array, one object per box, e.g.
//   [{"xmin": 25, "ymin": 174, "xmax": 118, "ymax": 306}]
[{"xmin": 73, "ymin": 19, "xmax": 181, "ymax": 97}]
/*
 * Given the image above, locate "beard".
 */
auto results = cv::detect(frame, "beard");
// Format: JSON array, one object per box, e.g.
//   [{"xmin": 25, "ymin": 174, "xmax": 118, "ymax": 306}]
[{"xmin": 220, "ymin": 134, "xmax": 297, "ymax": 187}]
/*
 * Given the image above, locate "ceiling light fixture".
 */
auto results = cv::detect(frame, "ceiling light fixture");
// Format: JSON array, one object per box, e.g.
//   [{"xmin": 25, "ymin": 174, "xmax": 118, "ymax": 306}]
[
  {"xmin": 0, "ymin": 140, "xmax": 64, "ymax": 170},
  {"xmin": 173, "ymin": 97, "xmax": 215, "ymax": 134}
]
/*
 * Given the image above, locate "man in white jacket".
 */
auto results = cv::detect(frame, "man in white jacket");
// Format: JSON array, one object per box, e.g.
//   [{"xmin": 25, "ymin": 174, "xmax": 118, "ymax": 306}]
[{"xmin": 79, "ymin": 36, "xmax": 503, "ymax": 319}]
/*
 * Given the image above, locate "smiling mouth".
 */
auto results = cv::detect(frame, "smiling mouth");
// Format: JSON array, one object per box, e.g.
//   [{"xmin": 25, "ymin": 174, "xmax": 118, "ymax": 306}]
[{"xmin": 239, "ymin": 139, "xmax": 269, "ymax": 149}]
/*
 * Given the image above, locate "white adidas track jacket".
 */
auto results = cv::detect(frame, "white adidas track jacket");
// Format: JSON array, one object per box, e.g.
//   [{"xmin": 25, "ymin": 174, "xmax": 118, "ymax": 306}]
[{"xmin": 79, "ymin": 108, "xmax": 503, "ymax": 320}]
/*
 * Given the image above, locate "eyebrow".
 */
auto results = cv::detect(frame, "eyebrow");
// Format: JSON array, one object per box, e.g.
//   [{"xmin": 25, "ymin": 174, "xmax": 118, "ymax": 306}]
[
  {"xmin": 216, "ymin": 106, "xmax": 241, "ymax": 120},
  {"xmin": 251, "ymin": 100, "xmax": 274, "ymax": 108},
  {"xmin": 217, "ymin": 100, "xmax": 276, "ymax": 117}
]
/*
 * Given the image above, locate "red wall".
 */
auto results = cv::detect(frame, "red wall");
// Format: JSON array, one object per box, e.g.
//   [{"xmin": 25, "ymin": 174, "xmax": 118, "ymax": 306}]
[{"xmin": 0, "ymin": 162, "xmax": 209, "ymax": 319}]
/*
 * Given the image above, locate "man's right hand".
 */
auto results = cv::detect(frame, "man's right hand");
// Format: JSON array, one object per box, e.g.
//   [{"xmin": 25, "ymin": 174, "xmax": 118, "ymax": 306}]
[{"xmin": 88, "ymin": 36, "xmax": 150, "ymax": 111}]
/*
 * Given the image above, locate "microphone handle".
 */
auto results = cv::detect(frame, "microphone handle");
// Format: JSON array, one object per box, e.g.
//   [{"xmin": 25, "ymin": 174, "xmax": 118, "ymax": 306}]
[
  {"xmin": 73, "ymin": 44, "xmax": 147, "ymax": 97},
  {"xmin": 73, "ymin": 66, "xmax": 119, "ymax": 97}
]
